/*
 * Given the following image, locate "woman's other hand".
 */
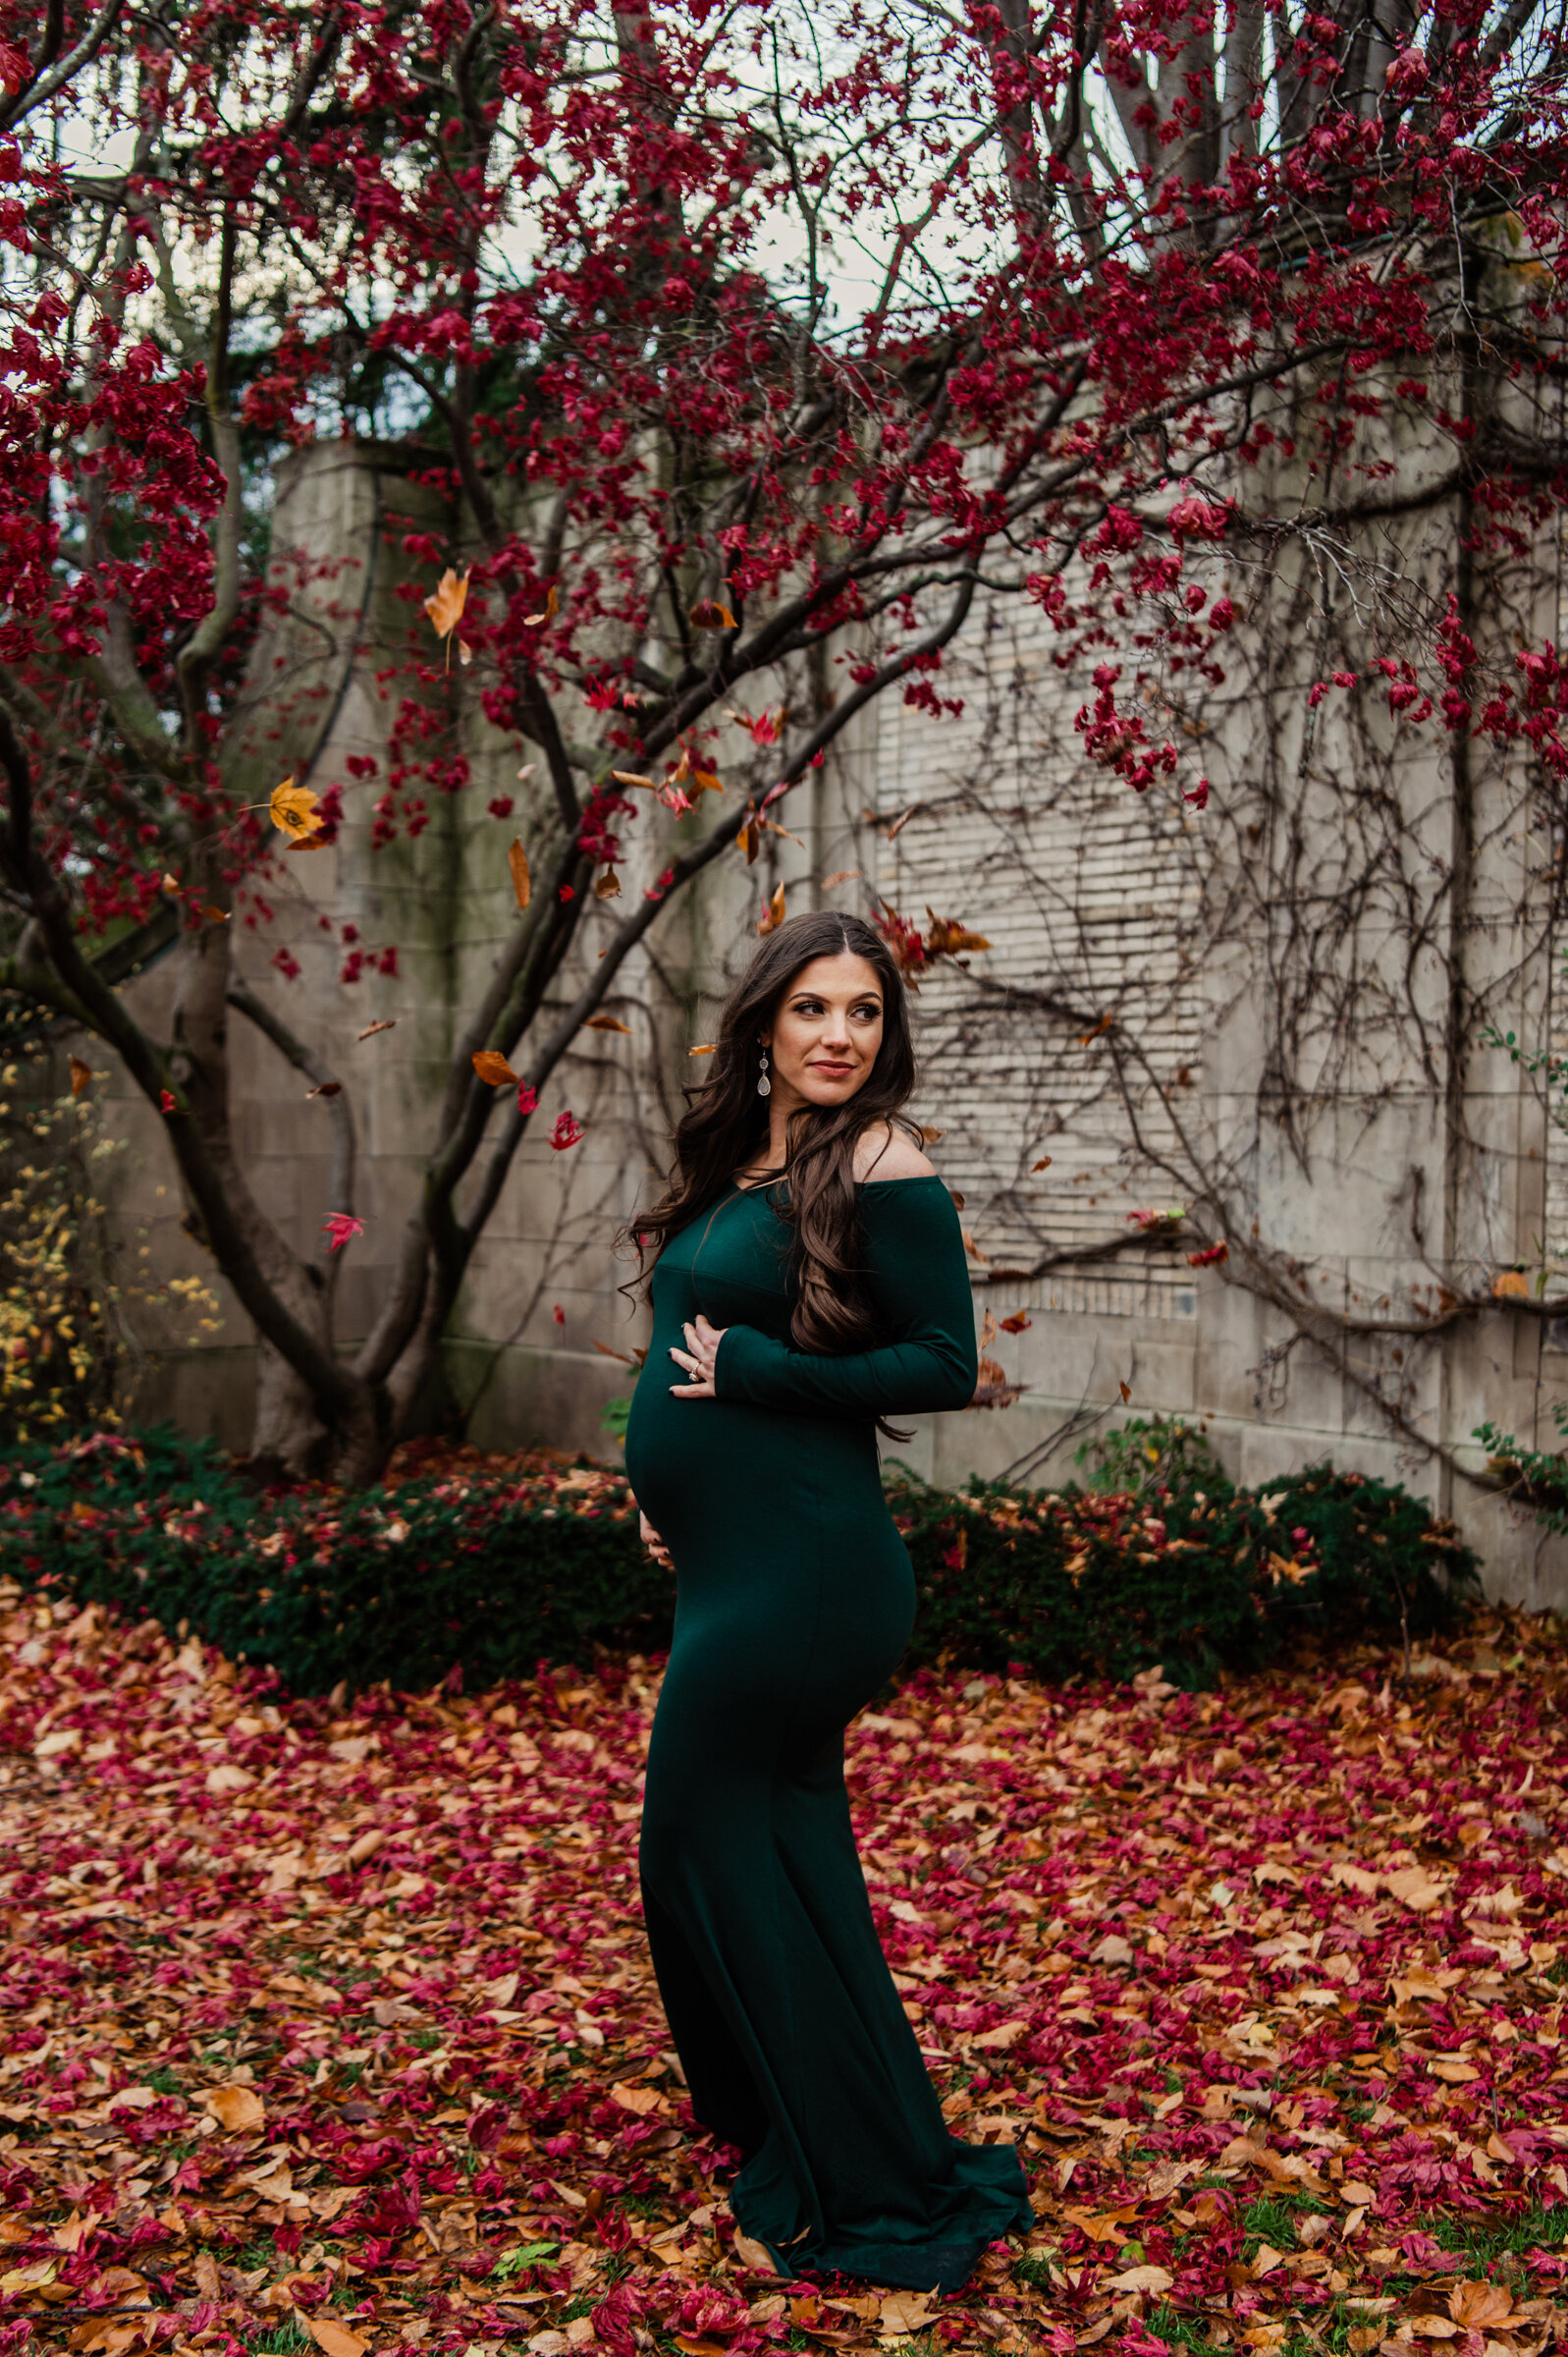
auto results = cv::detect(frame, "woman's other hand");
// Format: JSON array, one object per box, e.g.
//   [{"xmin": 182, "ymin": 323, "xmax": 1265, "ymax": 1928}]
[
  {"xmin": 669, "ymin": 1313, "xmax": 726, "ymax": 1398},
  {"xmin": 639, "ymin": 1512, "xmax": 674, "ymax": 1568}
]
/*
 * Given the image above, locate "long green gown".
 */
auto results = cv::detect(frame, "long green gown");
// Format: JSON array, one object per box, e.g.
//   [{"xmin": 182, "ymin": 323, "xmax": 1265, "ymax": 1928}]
[{"xmin": 625, "ymin": 1175, "xmax": 1033, "ymax": 2291}]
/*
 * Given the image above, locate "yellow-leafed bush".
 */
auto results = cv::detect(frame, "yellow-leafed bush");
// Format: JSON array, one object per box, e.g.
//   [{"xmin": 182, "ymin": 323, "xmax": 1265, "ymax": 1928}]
[{"xmin": 0, "ymin": 1038, "xmax": 221, "ymax": 1441}]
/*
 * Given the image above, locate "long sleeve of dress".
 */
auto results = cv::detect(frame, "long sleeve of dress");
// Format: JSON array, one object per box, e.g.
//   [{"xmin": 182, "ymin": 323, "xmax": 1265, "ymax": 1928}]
[{"xmin": 713, "ymin": 1178, "xmax": 978, "ymax": 1418}]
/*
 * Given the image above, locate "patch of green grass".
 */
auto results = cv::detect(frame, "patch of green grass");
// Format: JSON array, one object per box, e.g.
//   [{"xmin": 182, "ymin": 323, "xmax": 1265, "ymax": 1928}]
[
  {"xmin": 1149, "ymin": 2310, "xmax": 1338, "ymax": 2357},
  {"xmin": 1145, "ymin": 2308, "xmax": 1221, "ymax": 2354},
  {"xmin": 406, "ymin": 2026, "xmax": 443, "ymax": 2051},
  {"xmin": 249, "ymin": 2321, "xmax": 309, "ymax": 2356},
  {"xmin": 1421, "ymin": 2203, "xmax": 1568, "ymax": 2261},
  {"xmin": 1240, "ymin": 2190, "xmax": 1331, "ymax": 2251},
  {"xmin": 560, "ymin": 2291, "xmax": 598, "ymax": 2322},
  {"xmin": 1012, "ymin": 2253, "xmax": 1054, "ymax": 2291},
  {"xmin": 145, "ymin": 2064, "xmax": 183, "ymax": 2095}
]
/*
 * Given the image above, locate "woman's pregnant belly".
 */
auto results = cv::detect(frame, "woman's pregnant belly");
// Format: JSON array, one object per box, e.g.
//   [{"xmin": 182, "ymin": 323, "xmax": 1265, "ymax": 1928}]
[{"xmin": 625, "ymin": 1311, "xmax": 914, "ymax": 1682}]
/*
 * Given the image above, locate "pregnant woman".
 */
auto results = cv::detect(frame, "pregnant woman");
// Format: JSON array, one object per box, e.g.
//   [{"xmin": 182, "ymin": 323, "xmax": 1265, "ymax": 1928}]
[{"xmin": 623, "ymin": 909, "xmax": 1031, "ymax": 2292}]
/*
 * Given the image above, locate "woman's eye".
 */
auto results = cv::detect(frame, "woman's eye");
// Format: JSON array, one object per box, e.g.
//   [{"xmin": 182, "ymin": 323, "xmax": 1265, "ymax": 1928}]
[{"xmin": 851, "ymin": 1003, "xmax": 881, "ymax": 1020}]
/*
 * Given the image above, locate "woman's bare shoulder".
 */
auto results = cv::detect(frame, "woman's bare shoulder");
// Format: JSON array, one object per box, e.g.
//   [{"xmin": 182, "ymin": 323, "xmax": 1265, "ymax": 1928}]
[{"xmin": 853, "ymin": 1122, "xmax": 937, "ymax": 1183}]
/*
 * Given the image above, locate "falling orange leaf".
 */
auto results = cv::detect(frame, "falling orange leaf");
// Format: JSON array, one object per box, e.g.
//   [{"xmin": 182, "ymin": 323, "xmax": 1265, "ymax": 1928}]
[
  {"xmin": 920, "ymin": 1125, "xmax": 943, "ymax": 1143},
  {"xmin": 68, "ymin": 1056, "xmax": 93, "ymax": 1099},
  {"xmin": 473, "ymin": 1050, "xmax": 519, "ymax": 1086},
  {"xmin": 973, "ymin": 1353, "xmax": 1023, "ymax": 1406},
  {"xmin": 689, "ymin": 1044, "xmax": 716, "ymax": 1056},
  {"xmin": 822, "ymin": 868, "xmax": 860, "ymax": 888},
  {"xmin": 524, "ymin": 582, "xmax": 560, "ymax": 628},
  {"xmin": 757, "ymin": 882, "xmax": 785, "ymax": 936},
  {"xmin": 1000, "ymin": 1312, "xmax": 1032, "ymax": 1333},
  {"xmin": 1492, "ymin": 1270, "xmax": 1530, "ymax": 1299},
  {"xmin": 160, "ymin": 870, "xmax": 182, "ymax": 897},
  {"xmin": 584, "ymin": 1015, "xmax": 632, "ymax": 1034},
  {"xmin": 356, "ymin": 1019, "xmax": 396, "ymax": 1042},
  {"xmin": 925, "ymin": 910, "xmax": 992, "ymax": 956},
  {"xmin": 508, "ymin": 840, "xmax": 531, "ymax": 911},
  {"xmin": 203, "ymin": 905, "xmax": 229, "ymax": 923},
  {"xmin": 458, "ymin": 638, "xmax": 474, "ymax": 667},
  {"xmin": 423, "ymin": 567, "xmax": 470, "ymax": 644},
  {"xmin": 688, "ymin": 597, "xmax": 736, "ymax": 630},
  {"xmin": 737, "ymin": 807, "xmax": 760, "ymax": 863},
  {"xmin": 612, "ymin": 770, "xmax": 657, "ymax": 790},
  {"xmin": 305, "ymin": 1081, "xmax": 343, "ymax": 1100},
  {"xmin": 1032, "ymin": 1155, "xmax": 1053, "ymax": 1171},
  {"xmin": 595, "ymin": 869, "xmax": 622, "ymax": 900},
  {"xmin": 1119, "ymin": 1380, "xmax": 1133, "ymax": 1403},
  {"xmin": 962, "ymin": 1230, "xmax": 989, "ymax": 1262},
  {"xmin": 693, "ymin": 765, "xmax": 725, "ymax": 795},
  {"xmin": 1078, "ymin": 1012, "xmax": 1114, "ymax": 1045},
  {"xmin": 981, "ymin": 1309, "xmax": 998, "ymax": 1347},
  {"xmin": 269, "ymin": 778, "xmax": 321, "ymax": 841}
]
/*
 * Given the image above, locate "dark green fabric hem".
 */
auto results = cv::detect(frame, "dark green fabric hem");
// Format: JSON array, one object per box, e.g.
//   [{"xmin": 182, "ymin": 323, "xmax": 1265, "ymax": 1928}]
[
  {"xmin": 742, "ymin": 2224, "xmax": 1025, "ymax": 2294},
  {"xmin": 732, "ymin": 2158, "xmax": 1032, "ymax": 2293}
]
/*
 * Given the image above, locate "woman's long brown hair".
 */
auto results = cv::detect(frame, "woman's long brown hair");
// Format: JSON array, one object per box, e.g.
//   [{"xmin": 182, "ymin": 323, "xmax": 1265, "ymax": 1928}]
[{"xmin": 628, "ymin": 910, "xmax": 921, "ymax": 1354}]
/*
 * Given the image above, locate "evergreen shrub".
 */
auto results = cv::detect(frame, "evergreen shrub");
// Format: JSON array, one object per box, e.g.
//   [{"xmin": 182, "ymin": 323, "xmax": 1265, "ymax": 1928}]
[{"xmin": 0, "ymin": 1424, "xmax": 1478, "ymax": 1695}]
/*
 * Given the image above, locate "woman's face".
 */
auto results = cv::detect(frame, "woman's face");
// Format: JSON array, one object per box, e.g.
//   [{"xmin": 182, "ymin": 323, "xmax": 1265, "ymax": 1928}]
[{"xmin": 762, "ymin": 952, "xmax": 886, "ymax": 1112}]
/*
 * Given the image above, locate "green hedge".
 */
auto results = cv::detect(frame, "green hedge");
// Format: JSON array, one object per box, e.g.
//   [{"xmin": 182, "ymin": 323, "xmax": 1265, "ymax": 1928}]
[
  {"xmin": 892, "ymin": 1463, "xmax": 1479, "ymax": 1685},
  {"xmin": 0, "ymin": 1425, "xmax": 1479, "ymax": 1694}
]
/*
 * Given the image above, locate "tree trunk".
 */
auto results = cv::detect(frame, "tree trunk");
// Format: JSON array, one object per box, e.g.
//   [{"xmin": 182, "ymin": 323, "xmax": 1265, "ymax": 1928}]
[{"xmin": 251, "ymin": 1329, "xmax": 333, "ymax": 1478}]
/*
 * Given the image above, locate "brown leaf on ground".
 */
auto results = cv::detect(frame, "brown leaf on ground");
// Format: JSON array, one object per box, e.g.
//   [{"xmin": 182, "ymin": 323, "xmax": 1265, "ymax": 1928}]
[{"xmin": 203, "ymin": 2084, "xmax": 264, "ymax": 2132}]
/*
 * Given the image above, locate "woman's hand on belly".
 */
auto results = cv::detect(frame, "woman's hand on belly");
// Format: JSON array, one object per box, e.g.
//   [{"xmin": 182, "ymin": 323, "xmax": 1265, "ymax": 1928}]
[
  {"xmin": 669, "ymin": 1313, "xmax": 728, "ymax": 1399},
  {"xmin": 638, "ymin": 1509, "xmax": 674, "ymax": 1568}
]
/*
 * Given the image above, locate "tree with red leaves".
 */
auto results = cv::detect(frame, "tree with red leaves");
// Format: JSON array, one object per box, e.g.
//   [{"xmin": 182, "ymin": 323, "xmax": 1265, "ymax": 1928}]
[{"xmin": 0, "ymin": 1, "xmax": 1565, "ymax": 1480}]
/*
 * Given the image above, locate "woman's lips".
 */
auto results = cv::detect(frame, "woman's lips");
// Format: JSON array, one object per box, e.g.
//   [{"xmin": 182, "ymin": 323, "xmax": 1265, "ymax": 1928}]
[{"xmin": 811, "ymin": 1061, "xmax": 853, "ymax": 1076}]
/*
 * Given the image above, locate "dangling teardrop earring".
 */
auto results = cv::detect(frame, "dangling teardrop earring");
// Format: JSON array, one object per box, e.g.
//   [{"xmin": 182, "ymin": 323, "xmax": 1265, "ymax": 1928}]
[{"xmin": 756, "ymin": 1044, "xmax": 771, "ymax": 1098}]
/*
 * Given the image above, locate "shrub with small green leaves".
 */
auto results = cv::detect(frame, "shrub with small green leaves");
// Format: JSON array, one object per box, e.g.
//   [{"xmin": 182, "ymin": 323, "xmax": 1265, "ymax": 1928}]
[{"xmin": 0, "ymin": 1424, "xmax": 1478, "ymax": 1694}]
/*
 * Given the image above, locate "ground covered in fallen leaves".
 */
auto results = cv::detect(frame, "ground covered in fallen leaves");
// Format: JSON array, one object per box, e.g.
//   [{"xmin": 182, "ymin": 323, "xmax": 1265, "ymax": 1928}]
[{"xmin": 1, "ymin": 1580, "xmax": 1566, "ymax": 2357}]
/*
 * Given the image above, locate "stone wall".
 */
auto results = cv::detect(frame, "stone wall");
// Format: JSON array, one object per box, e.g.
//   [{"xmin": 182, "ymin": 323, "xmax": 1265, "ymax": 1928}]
[{"xmin": 81, "ymin": 439, "xmax": 1568, "ymax": 1605}]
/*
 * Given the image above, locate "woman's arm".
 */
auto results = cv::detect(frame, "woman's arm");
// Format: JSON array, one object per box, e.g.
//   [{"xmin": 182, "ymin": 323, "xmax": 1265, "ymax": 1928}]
[{"xmin": 711, "ymin": 1178, "xmax": 978, "ymax": 1417}]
